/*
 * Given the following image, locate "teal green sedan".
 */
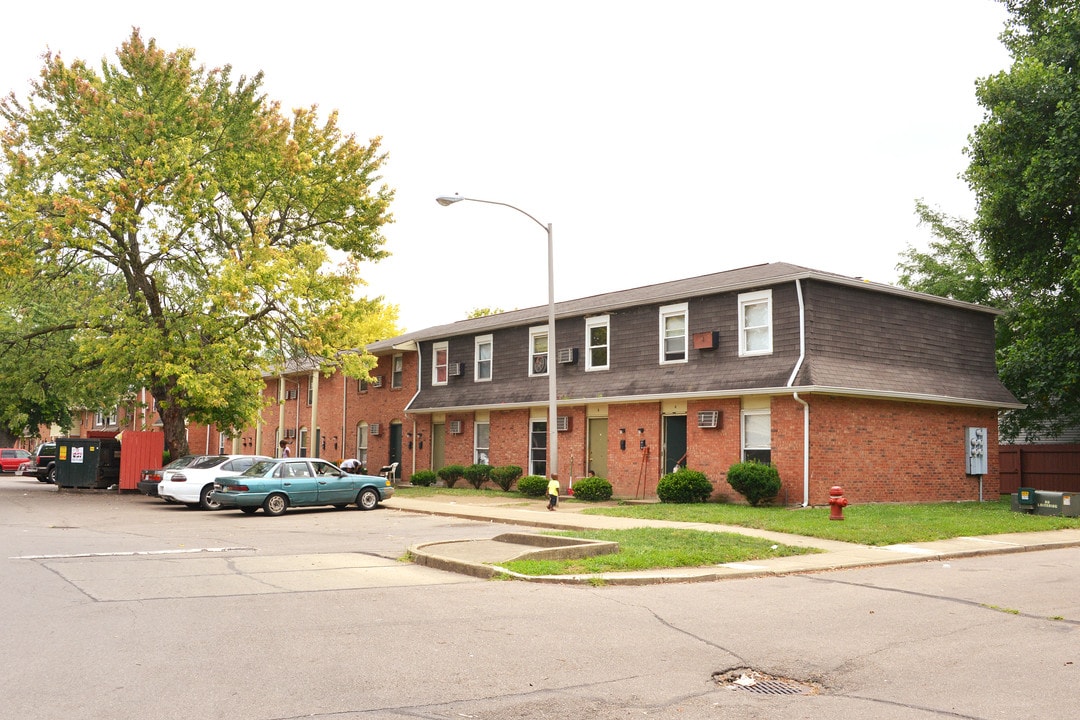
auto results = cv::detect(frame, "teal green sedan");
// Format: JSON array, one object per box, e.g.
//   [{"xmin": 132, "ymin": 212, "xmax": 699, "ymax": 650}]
[{"xmin": 211, "ymin": 458, "xmax": 394, "ymax": 516}]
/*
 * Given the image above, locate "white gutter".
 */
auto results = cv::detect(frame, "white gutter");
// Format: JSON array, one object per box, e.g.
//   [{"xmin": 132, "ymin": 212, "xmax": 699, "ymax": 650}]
[{"xmin": 786, "ymin": 279, "xmax": 810, "ymax": 507}]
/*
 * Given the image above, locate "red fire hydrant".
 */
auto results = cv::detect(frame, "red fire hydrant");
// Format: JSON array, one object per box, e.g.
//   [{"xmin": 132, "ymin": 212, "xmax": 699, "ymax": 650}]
[{"xmin": 828, "ymin": 485, "xmax": 848, "ymax": 521}]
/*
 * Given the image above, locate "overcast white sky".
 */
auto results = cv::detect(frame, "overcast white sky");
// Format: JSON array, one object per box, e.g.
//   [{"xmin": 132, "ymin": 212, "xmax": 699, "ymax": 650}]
[{"xmin": 4, "ymin": 1, "xmax": 1012, "ymax": 332}]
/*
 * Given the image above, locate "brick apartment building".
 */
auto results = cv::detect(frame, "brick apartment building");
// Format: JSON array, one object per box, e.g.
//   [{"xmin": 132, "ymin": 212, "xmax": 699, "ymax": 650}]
[{"xmin": 362, "ymin": 262, "xmax": 1020, "ymax": 504}]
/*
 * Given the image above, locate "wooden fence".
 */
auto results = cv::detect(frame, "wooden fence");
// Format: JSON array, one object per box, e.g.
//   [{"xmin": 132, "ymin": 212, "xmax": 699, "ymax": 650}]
[{"xmin": 999, "ymin": 444, "xmax": 1080, "ymax": 494}]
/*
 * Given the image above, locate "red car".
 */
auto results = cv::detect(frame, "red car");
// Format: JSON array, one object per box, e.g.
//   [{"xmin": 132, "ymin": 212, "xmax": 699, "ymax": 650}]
[{"xmin": 0, "ymin": 448, "xmax": 32, "ymax": 473}]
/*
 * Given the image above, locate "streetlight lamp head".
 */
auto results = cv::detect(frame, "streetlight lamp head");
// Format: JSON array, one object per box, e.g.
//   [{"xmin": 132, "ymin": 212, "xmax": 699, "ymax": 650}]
[{"xmin": 436, "ymin": 196, "xmax": 464, "ymax": 207}]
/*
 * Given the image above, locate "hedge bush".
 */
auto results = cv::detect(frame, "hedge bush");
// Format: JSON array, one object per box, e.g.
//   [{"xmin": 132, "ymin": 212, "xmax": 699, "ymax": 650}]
[
  {"xmin": 726, "ymin": 460, "xmax": 781, "ymax": 506},
  {"xmin": 409, "ymin": 470, "xmax": 437, "ymax": 487},
  {"xmin": 437, "ymin": 464, "xmax": 466, "ymax": 488},
  {"xmin": 571, "ymin": 476, "xmax": 613, "ymax": 502},
  {"xmin": 490, "ymin": 465, "xmax": 523, "ymax": 491},
  {"xmin": 656, "ymin": 468, "xmax": 714, "ymax": 503},
  {"xmin": 517, "ymin": 475, "xmax": 548, "ymax": 497},
  {"xmin": 463, "ymin": 463, "xmax": 493, "ymax": 489}
]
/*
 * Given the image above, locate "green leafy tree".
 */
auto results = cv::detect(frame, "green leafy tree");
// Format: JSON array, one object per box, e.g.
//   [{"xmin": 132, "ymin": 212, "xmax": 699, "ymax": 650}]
[
  {"xmin": 0, "ymin": 31, "xmax": 397, "ymax": 456},
  {"xmin": 961, "ymin": 0, "xmax": 1080, "ymax": 439}
]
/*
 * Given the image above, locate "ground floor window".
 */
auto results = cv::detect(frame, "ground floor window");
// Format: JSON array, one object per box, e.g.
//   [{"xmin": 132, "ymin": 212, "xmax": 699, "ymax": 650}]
[
  {"xmin": 475, "ymin": 422, "xmax": 490, "ymax": 465},
  {"xmin": 741, "ymin": 410, "xmax": 771, "ymax": 464},
  {"xmin": 530, "ymin": 420, "xmax": 547, "ymax": 477}
]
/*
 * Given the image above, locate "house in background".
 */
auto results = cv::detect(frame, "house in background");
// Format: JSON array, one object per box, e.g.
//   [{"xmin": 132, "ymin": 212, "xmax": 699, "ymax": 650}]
[{"xmin": 368, "ymin": 262, "xmax": 1021, "ymax": 504}]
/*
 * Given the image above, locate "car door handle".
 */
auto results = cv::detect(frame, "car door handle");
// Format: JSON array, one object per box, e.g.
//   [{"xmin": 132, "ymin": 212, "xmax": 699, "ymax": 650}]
[
  {"xmin": 283, "ymin": 482, "xmax": 292, "ymax": 486},
  {"xmin": 318, "ymin": 480, "xmax": 328, "ymax": 485}
]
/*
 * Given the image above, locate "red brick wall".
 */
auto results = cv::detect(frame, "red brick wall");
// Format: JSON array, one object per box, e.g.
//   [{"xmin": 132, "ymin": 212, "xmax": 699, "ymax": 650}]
[
  {"xmin": 796, "ymin": 394, "xmax": 1000, "ymax": 504},
  {"xmin": 606, "ymin": 404, "xmax": 663, "ymax": 498}
]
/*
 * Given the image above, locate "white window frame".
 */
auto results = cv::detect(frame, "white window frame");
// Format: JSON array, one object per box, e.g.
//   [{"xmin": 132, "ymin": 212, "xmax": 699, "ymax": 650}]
[
  {"xmin": 586, "ymin": 315, "xmax": 610, "ymax": 371},
  {"xmin": 474, "ymin": 421, "xmax": 490, "ymax": 465},
  {"xmin": 659, "ymin": 302, "xmax": 688, "ymax": 364},
  {"xmin": 741, "ymin": 409, "xmax": 772, "ymax": 463},
  {"xmin": 739, "ymin": 289, "xmax": 773, "ymax": 357},
  {"xmin": 432, "ymin": 341, "xmax": 449, "ymax": 386},
  {"xmin": 356, "ymin": 423, "xmax": 369, "ymax": 470},
  {"xmin": 528, "ymin": 326, "xmax": 549, "ymax": 377},
  {"xmin": 391, "ymin": 353, "xmax": 404, "ymax": 389},
  {"xmin": 475, "ymin": 335, "xmax": 493, "ymax": 382}
]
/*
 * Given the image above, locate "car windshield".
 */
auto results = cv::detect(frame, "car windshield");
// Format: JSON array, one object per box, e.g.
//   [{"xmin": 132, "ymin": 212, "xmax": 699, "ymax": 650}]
[
  {"xmin": 189, "ymin": 455, "xmax": 230, "ymax": 469},
  {"xmin": 241, "ymin": 460, "xmax": 278, "ymax": 477}
]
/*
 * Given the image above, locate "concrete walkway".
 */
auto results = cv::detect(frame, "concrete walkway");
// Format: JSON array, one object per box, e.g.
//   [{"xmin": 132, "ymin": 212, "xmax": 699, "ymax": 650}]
[{"xmin": 391, "ymin": 494, "xmax": 1080, "ymax": 585}]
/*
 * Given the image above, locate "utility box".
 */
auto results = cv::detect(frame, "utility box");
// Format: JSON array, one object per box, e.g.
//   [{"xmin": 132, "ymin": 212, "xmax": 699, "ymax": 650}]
[
  {"xmin": 1033, "ymin": 490, "xmax": 1080, "ymax": 517},
  {"xmin": 55, "ymin": 438, "xmax": 122, "ymax": 489},
  {"xmin": 965, "ymin": 426, "xmax": 989, "ymax": 476},
  {"xmin": 1011, "ymin": 487, "xmax": 1036, "ymax": 513}
]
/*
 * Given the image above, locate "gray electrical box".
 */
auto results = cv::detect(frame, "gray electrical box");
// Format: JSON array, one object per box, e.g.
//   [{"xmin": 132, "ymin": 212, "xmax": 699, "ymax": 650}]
[{"xmin": 965, "ymin": 426, "xmax": 988, "ymax": 476}]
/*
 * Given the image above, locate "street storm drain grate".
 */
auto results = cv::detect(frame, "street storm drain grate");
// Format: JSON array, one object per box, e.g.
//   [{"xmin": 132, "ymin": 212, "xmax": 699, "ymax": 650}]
[{"xmin": 713, "ymin": 668, "xmax": 820, "ymax": 696}]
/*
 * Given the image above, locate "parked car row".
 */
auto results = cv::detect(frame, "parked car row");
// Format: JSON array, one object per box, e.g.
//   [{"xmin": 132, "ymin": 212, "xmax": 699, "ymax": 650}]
[
  {"xmin": 8, "ymin": 446, "xmax": 394, "ymax": 517},
  {"xmin": 138, "ymin": 455, "xmax": 393, "ymax": 516}
]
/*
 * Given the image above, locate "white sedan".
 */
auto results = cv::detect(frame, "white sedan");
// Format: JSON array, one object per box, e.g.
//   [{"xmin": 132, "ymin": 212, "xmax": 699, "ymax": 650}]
[{"xmin": 158, "ymin": 455, "xmax": 271, "ymax": 510}]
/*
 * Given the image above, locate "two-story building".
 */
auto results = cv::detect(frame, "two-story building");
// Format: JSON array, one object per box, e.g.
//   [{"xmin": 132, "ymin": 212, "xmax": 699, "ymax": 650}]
[{"xmin": 368, "ymin": 262, "xmax": 1021, "ymax": 504}]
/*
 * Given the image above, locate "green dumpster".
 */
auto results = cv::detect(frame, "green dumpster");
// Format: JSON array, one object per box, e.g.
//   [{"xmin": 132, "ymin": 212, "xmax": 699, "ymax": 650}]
[{"xmin": 55, "ymin": 438, "xmax": 121, "ymax": 489}]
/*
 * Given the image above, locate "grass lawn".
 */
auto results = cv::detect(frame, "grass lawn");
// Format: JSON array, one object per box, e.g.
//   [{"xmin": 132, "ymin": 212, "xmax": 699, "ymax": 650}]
[
  {"xmin": 583, "ymin": 498, "xmax": 1080, "ymax": 546},
  {"xmin": 497, "ymin": 527, "xmax": 821, "ymax": 576}
]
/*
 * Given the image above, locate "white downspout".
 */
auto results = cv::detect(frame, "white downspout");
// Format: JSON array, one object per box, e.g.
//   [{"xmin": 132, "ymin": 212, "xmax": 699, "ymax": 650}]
[{"xmin": 786, "ymin": 279, "xmax": 810, "ymax": 507}]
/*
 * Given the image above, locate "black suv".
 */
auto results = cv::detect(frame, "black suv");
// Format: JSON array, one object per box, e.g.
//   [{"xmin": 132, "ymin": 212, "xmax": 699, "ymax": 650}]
[{"xmin": 22, "ymin": 442, "xmax": 57, "ymax": 483}]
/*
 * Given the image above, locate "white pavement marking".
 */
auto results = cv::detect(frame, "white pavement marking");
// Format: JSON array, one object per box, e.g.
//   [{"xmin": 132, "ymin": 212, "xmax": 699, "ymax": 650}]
[{"xmin": 11, "ymin": 547, "xmax": 254, "ymax": 560}]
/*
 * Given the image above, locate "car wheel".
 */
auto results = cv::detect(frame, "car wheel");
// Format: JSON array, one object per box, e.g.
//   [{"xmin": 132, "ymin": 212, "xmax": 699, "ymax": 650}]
[
  {"xmin": 263, "ymin": 493, "xmax": 288, "ymax": 516},
  {"xmin": 199, "ymin": 485, "xmax": 222, "ymax": 511},
  {"xmin": 356, "ymin": 488, "xmax": 379, "ymax": 511},
  {"xmin": 47, "ymin": 466, "xmax": 56, "ymax": 484},
  {"xmin": 239, "ymin": 506, "xmax": 258, "ymax": 515}
]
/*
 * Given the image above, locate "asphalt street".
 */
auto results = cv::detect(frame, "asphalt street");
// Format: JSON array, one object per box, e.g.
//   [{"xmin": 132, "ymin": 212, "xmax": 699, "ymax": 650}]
[{"xmin": 2, "ymin": 475, "xmax": 1078, "ymax": 720}]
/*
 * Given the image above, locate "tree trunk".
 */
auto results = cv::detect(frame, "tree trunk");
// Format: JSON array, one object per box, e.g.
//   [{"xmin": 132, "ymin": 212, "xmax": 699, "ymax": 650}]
[{"xmin": 157, "ymin": 402, "xmax": 190, "ymax": 461}]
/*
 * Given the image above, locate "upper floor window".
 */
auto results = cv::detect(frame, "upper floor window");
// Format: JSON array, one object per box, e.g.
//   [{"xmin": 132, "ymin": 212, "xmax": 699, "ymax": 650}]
[
  {"xmin": 357, "ymin": 377, "xmax": 368, "ymax": 392},
  {"xmin": 433, "ymin": 342, "xmax": 449, "ymax": 385},
  {"xmin": 739, "ymin": 290, "xmax": 773, "ymax": 356},
  {"xmin": 307, "ymin": 381, "xmax": 313, "ymax": 405},
  {"xmin": 95, "ymin": 409, "xmax": 117, "ymax": 427},
  {"xmin": 659, "ymin": 303, "xmax": 688, "ymax": 364},
  {"xmin": 475, "ymin": 335, "xmax": 493, "ymax": 382},
  {"xmin": 529, "ymin": 326, "xmax": 549, "ymax": 377},
  {"xmin": 586, "ymin": 315, "xmax": 609, "ymax": 371},
  {"xmin": 391, "ymin": 354, "xmax": 404, "ymax": 389}
]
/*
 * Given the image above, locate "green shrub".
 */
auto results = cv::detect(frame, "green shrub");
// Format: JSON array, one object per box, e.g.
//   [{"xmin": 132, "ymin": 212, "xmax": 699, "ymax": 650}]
[
  {"xmin": 490, "ymin": 465, "xmax": 523, "ymax": 491},
  {"xmin": 571, "ymin": 476, "xmax": 613, "ymax": 502},
  {"xmin": 517, "ymin": 475, "xmax": 548, "ymax": 497},
  {"xmin": 657, "ymin": 468, "xmax": 714, "ymax": 503},
  {"xmin": 410, "ymin": 470, "xmax": 437, "ymax": 487},
  {"xmin": 463, "ymin": 463, "xmax": 493, "ymax": 489},
  {"xmin": 726, "ymin": 460, "xmax": 781, "ymax": 506},
  {"xmin": 437, "ymin": 464, "xmax": 466, "ymax": 488}
]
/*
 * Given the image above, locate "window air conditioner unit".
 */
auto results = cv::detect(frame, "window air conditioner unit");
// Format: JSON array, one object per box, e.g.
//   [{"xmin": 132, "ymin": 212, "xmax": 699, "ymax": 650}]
[
  {"xmin": 370, "ymin": 375, "xmax": 383, "ymax": 388},
  {"xmin": 284, "ymin": 389, "xmax": 298, "ymax": 400},
  {"xmin": 697, "ymin": 410, "xmax": 721, "ymax": 429},
  {"xmin": 448, "ymin": 420, "xmax": 463, "ymax": 434},
  {"xmin": 556, "ymin": 415, "xmax": 571, "ymax": 432},
  {"xmin": 556, "ymin": 348, "xmax": 578, "ymax": 364},
  {"xmin": 284, "ymin": 428, "xmax": 296, "ymax": 438},
  {"xmin": 448, "ymin": 362, "xmax": 465, "ymax": 377},
  {"xmin": 370, "ymin": 423, "xmax": 381, "ymax": 436}
]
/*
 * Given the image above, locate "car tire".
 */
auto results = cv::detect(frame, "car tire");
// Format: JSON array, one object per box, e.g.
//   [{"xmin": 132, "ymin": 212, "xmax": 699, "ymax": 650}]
[
  {"xmin": 263, "ymin": 493, "xmax": 288, "ymax": 517},
  {"xmin": 239, "ymin": 506, "xmax": 258, "ymax": 515},
  {"xmin": 47, "ymin": 466, "xmax": 56, "ymax": 484},
  {"xmin": 357, "ymin": 488, "xmax": 379, "ymax": 511},
  {"xmin": 198, "ymin": 485, "xmax": 221, "ymax": 511}
]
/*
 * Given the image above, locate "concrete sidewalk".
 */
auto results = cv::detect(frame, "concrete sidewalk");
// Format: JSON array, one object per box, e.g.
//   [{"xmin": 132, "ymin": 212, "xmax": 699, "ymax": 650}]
[{"xmin": 390, "ymin": 494, "xmax": 1080, "ymax": 585}]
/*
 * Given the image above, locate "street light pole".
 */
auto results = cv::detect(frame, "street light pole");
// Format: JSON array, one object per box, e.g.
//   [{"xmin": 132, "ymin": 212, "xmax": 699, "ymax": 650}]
[{"xmin": 436, "ymin": 195, "xmax": 559, "ymax": 482}]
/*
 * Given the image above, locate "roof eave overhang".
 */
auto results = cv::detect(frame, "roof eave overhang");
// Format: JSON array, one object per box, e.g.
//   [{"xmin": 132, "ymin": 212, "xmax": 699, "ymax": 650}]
[{"xmin": 404, "ymin": 385, "xmax": 1024, "ymax": 415}]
